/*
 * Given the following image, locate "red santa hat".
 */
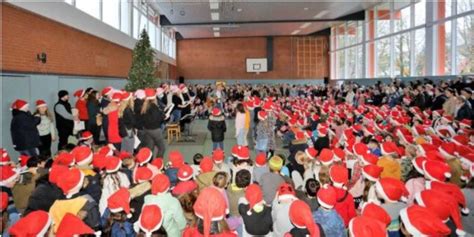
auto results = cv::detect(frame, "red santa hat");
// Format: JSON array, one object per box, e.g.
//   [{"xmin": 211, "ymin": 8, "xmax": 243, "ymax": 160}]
[
  {"xmin": 255, "ymin": 153, "xmax": 267, "ymax": 167},
  {"xmin": 0, "ymin": 148, "xmax": 11, "ymax": 165},
  {"xmin": 108, "ymin": 188, "xmax": 132, "ymax": 218},
  {"xmin": 105, "ymin": 156, "xmax": 122, "ymax": 173},
  {"xmin": 289, "ymin": 200, "xmax": 320, "ymax": 237},
  {"xmin": 151, "ymin": 174, "xmax": 170, "ymax": 195},
  {"xmin": 294, "ymin": 130, "xmax": 306, "ymax": 140},
  {"xmin": 71, "ymin": 146, "xmax": 93, "ymax": 166},
  {"xmin": 329, "ymin": 164, "xmax": 348, "ymax": 189},
  {"xmin": 193, "ymin": 187, "xmax": 229, "ymax": 237},
  {"xmin": 54, "ymin": 152, "xmax": 75, "ymax": 167},
  {"xmin": 317, "ymin": 184, "xmax": 337, "ymax": 209},
  {"xmin": 411, "ymin": 156, "xmax": 426, "ymax": 174},
  {"xmin": 35, "ymin": 99, "xmax": 47, "ymax": 108},
  {"xmin": 121, "ymin": 91, "xmax": 132, "ymax": 101},
  {"xmin": 101, "ymin": 86, "xmax": 113, "ymax": 96},
  {"xmin": 168, "ymin": 150, "xmax": 185, "ymax": 169},
  {"xmin": 56, "ymin": 213, "xmax": 95, "ymax": 237},
  {"xmin": 318, "ymin": 148, "xmax": 334, "ymax": 166},
  {"xmin": 349, "ymin": 216, "xmax": 386, "ymax": 237},
  {"xmin": 48, "ymin": 164, "xmax": 69, "ymax": 185},
  {"xmin": 422, "ymin": 159, "xmax": 451, "ymax": 182},
  {"xmin": 276, "ymin": 183, "xmax": 297, "ymax": 201},
  {"xmin": 200, "ymin": 157, "xmax": 214, "ymax": 173},
  {"xmin": 439, "ymin": 142, "xmax": 457, "ymax": 159},
  {"xmin": 57, "ymin": 168, "xmax": 85, "ymax": 199},
  {"xmin": 211, "ymin": 107, "xmax": 221, "ymax": 116},
  {"xmin": 245, "ymin": 184, "xmax": 264, "ymax": 215},
  {"xmin": 144, "ymin": 88, "xmax": 156, "ymax": 100},
  {"xmin": 362, "ymin": 164, "xmax": 384, "ymax": 182},
  {"xmin": 111, "ymin": 93, "xmax": 122, "ymax": 102},
  {"xmin": 305, "ymin": 147, "xmax": 318, "ymax": 160},
  {"xmin": 354, "ymin": 143, "xmax": 369, "ymax": 157},
  {"xmin": 73, "ymin": 89, "xmax": 86, "ymax": 98},
  {"xmin": 212, "ymin": 149, "xmax": 225, "ymax": 164},
  {"xmin": 135, "ymin": 147, "xmax": 153, "ymax": 166},
  {"xmin": 333, "ymin": 148, "xmax": 345, "ymax": 162},
  {"xmin": 426, "ymin": 181, "xmax": 470, "ymax": 215},
  {"xmin": 134, "ymin": 166, "xmax": 153, "ymax": 184},
  {"xmin": 235, "ymin": 146, "xmax": 250, "ymax": 160},
  {"xmin": 381, "ymin": 142, "xmax": 398, "ymax": 156},
  {"xmin": 98, "ymin": 146, "xmax": 114, "ymax": 156},
  {"xmin": 18, "ymin": 155, "xmax": 30, "ymax": 168},
  {"xmin": 137, "ymin": 205, "xmax": 164, "ymax": 237},
  {"xmin": 150, "ymin": 158, "xmax": 164, "ymax": 171},
  {"xmin": 442, "ymin": 115, "xmax": 454, "ymax": 123},
  {"xmin": 178, "ymin": 164, "xmax": 194, "ymax": 181},
  {"xmin": 257, "ymin": 110, "xmax": 267, "ymax": 121},
  {"xmin": 1, "ymin": 192, "xmax": 8, "ymax": 211},
  {"xmin": 400, "ymin": 205, "xmax": 450, "ymax": 236},
  {"xmin": 91, "ymin": 153, "xmax": 107, "ymax": 171},
  {"xmin": 361, "ymin": 202, "xmax": 391, "ymax": 226},
  {"xmin": 318, "ymin": 127, "xmax": 328, "ymax": 137},
  {"xmin": 375, "ymin": 177, "xmax": 409, "ymax": 203},
  {"xmin": 361, "ymin": 153, "xmax": 378, "ymax": 166},
  {"xmin": 9, "ymin": 210, "xmax": 52, "ymax": 237},
  {"xmin": 0, "ymin": 165, "xmax": 19, "ymax": 186},
  {"xmin": 452, "ymin": 135, "xmax": 469, "ymax": 146},
  {"xmin": 459, "ymin": 119, "xmax": 472, "ymax": 129},
  {"xmin": 79, "ymin": 131, "xmax": 93, "ymax": 141},
  {"xmin": 415, "ymin": 189, "xmax": 466, "ymax": 236},
  {"xmin": 11, "ymin": 99, "xmax": 28, "ymax": 111}
]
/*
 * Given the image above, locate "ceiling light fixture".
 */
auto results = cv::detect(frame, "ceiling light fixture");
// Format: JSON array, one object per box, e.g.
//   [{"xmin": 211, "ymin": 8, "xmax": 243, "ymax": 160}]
[
  {"xmin": 304, "ymin": 7, "xmax": 309, "ymax": 11},
  {"xmin": 211, "ymin": 12, "xmax": 220, "ymax": 21},
  {"xmin": 210, "ymin": 0, "xmax": 219, "ymax": 10},
  {"xmin": 214, "ymin": 32, "xmax": 220, "ymax": 37},
  {"xmin": 237, "ymin": 8, "xmax": 242, "ymax": 12},
  {"xmin": 291, "ymin": 30, "xmax": 301, "ymax": 35},
  {"xmin": 300, "ymin": 23, "xmax": 311, "ymax": 29},
  {"xmin": 213, "ymin": 27, "xmax": 220, "ymax": 31},
  {"xmin": 314, "ymin": 10, "xmax": 329, "ymax": 19}
]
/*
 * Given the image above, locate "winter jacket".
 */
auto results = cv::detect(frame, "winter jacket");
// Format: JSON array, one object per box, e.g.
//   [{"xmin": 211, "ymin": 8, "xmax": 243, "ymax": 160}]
[
  {"xmin": 142, "ymin": 103, "xmax": 165, "ymax": 130},
  {"xmin": 24, "ymin": 174, "xmax": 65, "ymax": 215},
  {"xmin": 144, "ymin": 193, "xmax": 187, "ymax": 237},
  {"xmin": 238, "ymin": 199, "xmax": 273, "ymax": 236},
  {"xmin": 54, "ymin": 100, "xmax": 74, "ymax": 136},
  {"xmin": 333, "ymin": 187, "xmax": 357, "ymax": 227},
  {"xmin": 208, "ymin": 115, "xmax": 226, "ymax": 142},
  {"xmin": 101, "ymin": 208, "xmax": 135, "ymax": 237},
  {"xmin": 107, "ymin": 109, "xmax": 122, "ymax": 144},
  {"xmin": 456, "ymin": 103, "xmax": 473, "ymax": 121},
  {"xmin": 431, "ymin": 95, "xmax": 447, "ymax": 111},
  {"xmin": 87, "ymin": 100, "xmax": 100, "ymax": 127},
  {"xmin": 12, "ymin": 171, "xmax": 39, "ymax": 211},
  {"xmin": 271, "ymin": 198, "xmax": 294, "ymax": 237},
  {"xmin": 10, "ymin": 110, "xmax": 41, "ymax": 151},
  {"xmin": 196, "ymin": 171, "xmax": 217, "ymax": 191}
]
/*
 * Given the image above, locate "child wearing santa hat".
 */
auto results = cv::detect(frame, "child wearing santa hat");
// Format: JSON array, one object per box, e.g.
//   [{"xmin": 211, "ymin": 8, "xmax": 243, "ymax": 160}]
[
  {"xmin": 208, "ymin": 107, "xmax": 227, "ymax": 150},
  {"xmin": 238, "ymin": 184, "xmax": 273, "ymax": 236},
  {"xmin": 144, "ymin": 174, "xmax": 187, "ymax": 237},
  {"xmin": 375, "ymin": 177, "xmax": 409, "ymax": 237},
  {"xmin": 101, "ymin": 188, "xmax": 134, "ymax": 236},
  {"xmin": 33, "ymin": 99, "xmax": 56, "ymax": 157},
  {"xmin": 99, "ymin": 156, "xmax": 131, "ymax": 215},
  {"xmin": 1, "ymin": 165, "xmax": 20, "ymax": 237},
  {"xmin": 313, "ymin": 184, "xmax": 345, "ymax": 237},
  {"xmin": 286, "ymin": 200, "xmax": 324, "ymax": 237},
  {"xmin": 271, "ymin": 183, "xmax": 298, "ymax": 237}
]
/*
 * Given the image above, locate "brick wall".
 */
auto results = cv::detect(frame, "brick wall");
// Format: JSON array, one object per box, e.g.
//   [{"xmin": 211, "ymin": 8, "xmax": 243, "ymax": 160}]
[{"xmin": 177, "ymin": 36, "xmax": 329, "ymax": 80}]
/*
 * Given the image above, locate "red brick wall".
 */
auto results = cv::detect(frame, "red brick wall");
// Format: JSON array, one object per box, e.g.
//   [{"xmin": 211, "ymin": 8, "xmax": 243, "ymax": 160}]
[{"xmin": 177, "ymin": 36, "xmax": 329, "ymax": 80}]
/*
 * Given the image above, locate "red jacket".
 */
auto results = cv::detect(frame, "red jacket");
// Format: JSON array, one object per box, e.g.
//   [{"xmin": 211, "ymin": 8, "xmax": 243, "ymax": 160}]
[
  {"xmin": 107, "ymin": 109, "xmax": 122, "ymax": 144},
  {"xmin": 333, "ymin": 187, "xmax": 357, "ymax": 227},
  {"xmin": 75, "ymin": 98, "xmax": 89, "ymax": 121}
]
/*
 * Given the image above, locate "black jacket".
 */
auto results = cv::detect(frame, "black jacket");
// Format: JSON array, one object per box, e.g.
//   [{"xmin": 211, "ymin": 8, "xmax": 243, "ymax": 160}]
[
  {"xmin": 119, "ymin": 107, "xmax": 136, "ymax": 137},
  {"xmin": 432, "ymin": 95, "xmax": 447, "ymax": 111},
  {"xmin": 10, "ymin": 110, "xmax": 41, "ymax": 151},
  {"xmin": 142, "ymin": 103, "xmax": 165, "ymax": 130},
  {"xmin": 456, "ymin": 103, "xmax": 473, "ymax": 121},
  {"xmin": 24, "ymin": 174, "xmax": 65, "ymax": 215},
  {"xmin": 207, "ymin": 115, "xmax": 226, "ymax": 142},
  {"xmin": 54, "ymin": 100, "xmax": 74, "ymax": 135}
]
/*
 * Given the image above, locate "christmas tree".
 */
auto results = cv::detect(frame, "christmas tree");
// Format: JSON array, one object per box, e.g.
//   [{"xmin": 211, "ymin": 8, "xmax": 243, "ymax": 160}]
[{"xmin": 125, "ymin": 29, "xmax": 158, "ymax": 91}]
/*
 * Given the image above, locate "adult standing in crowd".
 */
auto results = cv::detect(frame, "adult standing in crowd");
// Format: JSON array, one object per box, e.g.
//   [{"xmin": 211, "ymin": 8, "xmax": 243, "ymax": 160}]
[
  {"xmin": 103, "ymin": 93, "xmax": 122, "ymax": 150},
  {"xmin": 141, "ymin": 88, "xmax": 166, "ymax": 158},
  {"xmin": 54, "ymin": 90, "xmax": 75, "ymax": 150},
  {"xmin": 10, "ymin": 99, "xmax": 41, "ymax": 156},
  {"xmin": 118, "ymin": 92, "xmax": 135, "ymax": 154},
  {"xmin": 235, "ymin": 103, "xmax": 250, "ymax": 146},
  {"xmin": 34, "ymin": 100, "xmax": 55, "ymax": 157},
  {"xmin": 74, "ymin": 88, "xmax": 90, "ymax": 130},
  {"xmin": 86, "ymin": 90, "xmax": 101, "ymax": 144},
  {"xmin": 100, "ymin": 87, "xmax": 113, "ymax": 143}
]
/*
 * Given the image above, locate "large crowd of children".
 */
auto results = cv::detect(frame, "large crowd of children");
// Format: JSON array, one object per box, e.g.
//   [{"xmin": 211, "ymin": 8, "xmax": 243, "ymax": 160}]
[{"xmin": 2, "ymin": 76, "xmax": 474, "ymax": 236}]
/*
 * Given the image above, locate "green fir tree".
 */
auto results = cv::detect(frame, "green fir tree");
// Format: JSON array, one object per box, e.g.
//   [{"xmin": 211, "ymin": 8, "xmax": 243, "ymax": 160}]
[{"xmin": 125, "ymin": 29, "xmax": 158, "ymax": 91}]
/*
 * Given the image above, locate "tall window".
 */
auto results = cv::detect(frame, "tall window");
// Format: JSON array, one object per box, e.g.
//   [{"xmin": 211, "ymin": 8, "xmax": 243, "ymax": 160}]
[
  {"xmin": 393, "ymin": 33, "xmax": 410, "ymax": 77},
  {"xmin": 414, "ymin": 28, "xmax": 426, "ymax": 76},
  {"xmin": 376, "ymin": 37, "xmax": 391, "ymax": 77},
  {"xmin": 394, "ymin": 2, "xmax": 411, "ymax": 33},
  {"xmin": 414, "ymin": 0, "xmax": 426, "ymax": 26},
  {"xmin": 120, "ymin": 1, "xmax": 131, "ymax": 35},
  {"xmin": 376, "ymin": 3, "xmax": 391, "ymax": 37},
  {"xmin": 103, "ymin": 0, "xmax": 120, "ymax": 29},
  {"xmin": 456, "ymin": 15, "xmax": 474, "ymax": 74}
]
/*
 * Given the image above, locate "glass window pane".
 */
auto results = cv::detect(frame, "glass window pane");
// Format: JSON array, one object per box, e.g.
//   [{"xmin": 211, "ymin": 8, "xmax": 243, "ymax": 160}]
[
  {"xmin": 456, "ymin": 15, "xmax": 474, "ymax": 74},
  {"xmin": 120, "ymin": 1, "xmax": 130, "ymax": 35},
  {"xmin": 149, "ymin": 22, "xmax": 156, "ymax": 49},
  {"xmin": 438, "ymin": 20, "xmax": 452, "ymax": 75},
  {"xmin": 414, "ymin": 28, "xmax": 426, "ymax": 76},
  {"xmin": 394, "ymin": 33, "xmax": 410, "ymax": 77},
  {"xmin": 356, "ymin": 22, "xmax": 363, "ymax": 43},
  {"xmin": 337, "ymin": 25, "xmax": 345, "ymax": 49},
  {"xmin": 346, "ymin": 22, "xmax": 357, "ymax": 47},
  {"xmin": 139, "ymin": 13, "xmax": 148, "ymax": 34},
  {"xmin": 64, "ymin": 0, "xmax": 73, "ymax": 5},
  {"xmin": 376, "ymin": 3, "xmax": 391, "ymax": 38},
  {"xmin": 330, "ymin": 28, "xmax": 335, "ymax": 51},
  {"xmin": 76, "ymin": 0, "xmax": 100, "ymax": 19},
  {"xmin": 394, "ymin": 2, "xmax": 411, "ymax": 32},
  {"xmin": 356, "ymin": 45, "xmax": 363, "ymax": 78},
  {"xmin": 414, "ymin": 0, "xmax": 426, "ymax": 26},
  {"xmin": 337, "ymin": 50, "xmax": 345, "ymax": 79},
  {"xmin": 457, "ymin": 0, "xmax": 474, "ymax": 14},
  {"xmin": 133, "ymin": 8, "xmax": 140, "ymax": 39},
  {"xmin": 156, "ymin": 27, "xmax": 161, "ymax": 51},
  {"xmin": 347, "ymin": 47, "xmax": 356, "ymax": 78},
  {"xmin": 376, "ymin": 38, "xmax": 390, "ymax": 77},
  {"xmin": 103, "ymin": 0, "xmax": 120, "ymax": 29}
]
